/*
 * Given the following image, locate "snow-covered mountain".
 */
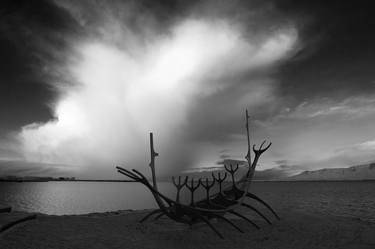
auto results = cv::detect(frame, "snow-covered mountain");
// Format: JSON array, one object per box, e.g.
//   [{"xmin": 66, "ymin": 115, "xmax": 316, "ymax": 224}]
[
  {"xmin": 287, "ymin": 163, "xmax": 375, "ymax": 181},
  {"xmin": 179, "ymin": 163, "xmax": 304, "ymax": 181}
]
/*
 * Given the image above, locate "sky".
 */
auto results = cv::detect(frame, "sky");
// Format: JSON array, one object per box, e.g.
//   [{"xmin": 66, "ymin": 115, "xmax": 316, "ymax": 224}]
[{"xmin": 1, "ymin": 0, "xmax": 375, "ymax": 179}]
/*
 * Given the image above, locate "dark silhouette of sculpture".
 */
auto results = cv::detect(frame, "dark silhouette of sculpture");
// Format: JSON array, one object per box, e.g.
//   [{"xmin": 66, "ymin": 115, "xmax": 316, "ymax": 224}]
[
  {"xmin": 186, "ymin": 178, "xmax": 201, "ymax": 206},
  {"xmin": 212, "ymin": 172, "xmax": 227, "ymax": 197},
  {"xmin": 201, "ymin": 178, "xmax": 215, "ymax": 205},
  {"xmin": 172, "ymin": 176, "xmax": 188, "ymax": 203},
  {"xmin": 116, "ymin": 110, "xmax": 279, "ymax": 238}
]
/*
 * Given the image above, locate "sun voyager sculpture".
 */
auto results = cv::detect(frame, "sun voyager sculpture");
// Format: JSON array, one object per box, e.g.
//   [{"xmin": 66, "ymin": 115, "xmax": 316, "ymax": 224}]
[{"xmin": 116, "ymin": 110, "xmax": 279, "ymax": 238}]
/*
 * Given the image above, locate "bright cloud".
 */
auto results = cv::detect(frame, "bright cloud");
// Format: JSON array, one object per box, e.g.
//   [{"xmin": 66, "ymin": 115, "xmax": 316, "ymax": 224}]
[{"xmin": 16, "ymin": 16, "xmax": 298, "ymax": 178}]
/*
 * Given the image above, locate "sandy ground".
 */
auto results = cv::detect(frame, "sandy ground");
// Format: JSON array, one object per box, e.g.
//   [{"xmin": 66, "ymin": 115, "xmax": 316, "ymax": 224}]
[{"xmin": 0, "ymin": 208, "xmax": 374, "ymax": 249}]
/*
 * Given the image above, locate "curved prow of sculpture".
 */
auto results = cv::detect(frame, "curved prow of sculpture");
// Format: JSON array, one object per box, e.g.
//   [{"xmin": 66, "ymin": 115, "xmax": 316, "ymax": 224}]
[{"xmin": 237, "ymin": 109, "xmax": 272, "ymax": 193}]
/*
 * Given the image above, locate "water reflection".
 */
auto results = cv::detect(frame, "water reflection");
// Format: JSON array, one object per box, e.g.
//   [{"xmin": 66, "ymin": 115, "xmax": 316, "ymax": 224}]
[
  {"xmin": 0, "ymin": 182, "xmax": 175, "ymax": 215},
  {"xmin": 1, "ymin": 181, "xmax": 375, "ymax": 222}
]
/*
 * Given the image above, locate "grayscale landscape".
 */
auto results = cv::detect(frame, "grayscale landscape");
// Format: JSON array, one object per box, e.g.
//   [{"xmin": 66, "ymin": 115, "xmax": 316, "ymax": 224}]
[{"xmin": 1, "ymin": 0, "xmax": 374, "ymax": 248}]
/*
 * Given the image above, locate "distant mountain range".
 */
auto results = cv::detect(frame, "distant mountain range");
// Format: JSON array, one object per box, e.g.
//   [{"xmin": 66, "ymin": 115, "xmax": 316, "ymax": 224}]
[
  {"xmin": 181, "ymin": 162, "xmax": 375, "ymax": 181},
  {"xmin": 287, "ymin": 163, "xmax": 375, "ymax": 181},
  {"xmin": 177, "ymin": 164, "xmax": 300, "ymax": 182}
]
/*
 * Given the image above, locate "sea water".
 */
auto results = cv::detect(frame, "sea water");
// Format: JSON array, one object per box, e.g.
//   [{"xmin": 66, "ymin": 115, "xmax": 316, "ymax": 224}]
[{"xmin": 0, "ymin": 181, "xmax": 374, "ymax": 222}]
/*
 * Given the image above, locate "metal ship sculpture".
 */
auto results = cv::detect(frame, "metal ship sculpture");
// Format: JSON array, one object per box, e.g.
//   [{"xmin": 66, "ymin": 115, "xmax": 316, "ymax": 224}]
[{"xmin": 116, "ymin": 110, "xmax": 279, "ymax": 238}]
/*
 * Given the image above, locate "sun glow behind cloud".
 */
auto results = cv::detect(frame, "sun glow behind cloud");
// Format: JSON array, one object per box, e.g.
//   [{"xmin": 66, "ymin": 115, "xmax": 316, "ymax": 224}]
[{"xmin": 17, "ymin": 17, "xmax": 297, "ymax": 178}]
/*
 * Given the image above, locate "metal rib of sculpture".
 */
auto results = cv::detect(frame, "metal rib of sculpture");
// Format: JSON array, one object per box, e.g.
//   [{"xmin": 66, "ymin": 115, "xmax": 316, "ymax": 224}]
[{"xmin": 116, "ymin": 110, "xmax": 280, "ymax": 239}]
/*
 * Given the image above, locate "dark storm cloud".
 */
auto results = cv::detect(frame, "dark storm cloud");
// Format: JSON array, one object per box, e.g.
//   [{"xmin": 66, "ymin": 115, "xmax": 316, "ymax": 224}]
[
  {"xmin": 275, "ymin": 0, "xmax": 375, "ymax": 102},
  {"xmin": 219, "ymin": 154, "xmax": 231, "ymax": 159},
  {"xmin": 216, "ymin": 159, "xmax": 246, "ymax": 166},
  {"xmin": 0, "ymin": 0, "xmax": 80, "ymax": 134}
]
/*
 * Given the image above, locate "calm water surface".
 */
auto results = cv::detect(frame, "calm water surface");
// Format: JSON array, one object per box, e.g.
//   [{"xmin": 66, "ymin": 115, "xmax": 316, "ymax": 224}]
[{"xmin": 0, "ymin": 181, "xmax": 374, "ymax": 222}]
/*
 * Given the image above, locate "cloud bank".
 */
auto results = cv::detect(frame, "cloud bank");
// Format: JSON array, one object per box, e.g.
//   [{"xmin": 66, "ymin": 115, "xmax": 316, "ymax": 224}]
[{"xmin": 14, "ymin": 1, "xmax": 298, "ymax": 178}]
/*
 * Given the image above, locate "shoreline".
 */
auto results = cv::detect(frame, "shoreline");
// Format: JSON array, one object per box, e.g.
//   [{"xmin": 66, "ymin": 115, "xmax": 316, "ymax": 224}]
[
  {"xmin": 2, "ymin": 179, "xmax": 375, "ymax": 183},
  {"xmin": 1, "ymin": 208, "xmax": 374, "ymax": 249}
]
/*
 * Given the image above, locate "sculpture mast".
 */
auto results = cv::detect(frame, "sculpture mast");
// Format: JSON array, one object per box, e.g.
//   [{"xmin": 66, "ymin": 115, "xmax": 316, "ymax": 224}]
[
  {"xmin": 149, "ymin": 132, "xmax": 159, "ymax": 191},
  {"xmin": 245, "ymin": 109, "xmax": 252, "ymax": 174}
]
